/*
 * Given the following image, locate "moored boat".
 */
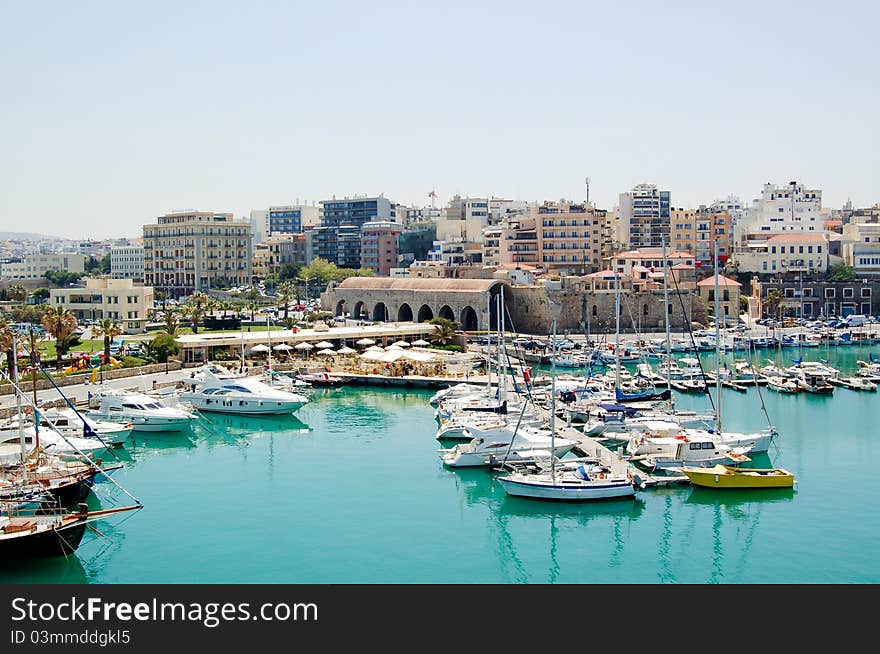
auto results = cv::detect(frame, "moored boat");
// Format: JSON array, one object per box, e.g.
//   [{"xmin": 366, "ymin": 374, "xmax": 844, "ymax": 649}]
[{"xmin": 679, "ymin": 464, "xmax": 795, "ymax": 489}]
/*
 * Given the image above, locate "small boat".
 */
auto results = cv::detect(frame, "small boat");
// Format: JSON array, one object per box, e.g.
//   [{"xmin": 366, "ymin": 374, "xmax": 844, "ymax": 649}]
[
  {"xmin": 832, "ymin": 377, "xmax": 878, "ymax": 392},
  {"xmin": 295, "ymin": 370, "xmax": 345, "ymax": 386},
  {"xmin": 679, "ymin": 464, "xmax": 795, "ymax": 489},
  {"xmin": 0, "ymin": 503, "xmax": 141, "ymax": 557},
  {"xmin": 766, "ymin": 376, "xmax": 800, "ymax": 394},
  {"xmin": 496, "ymin": 462, "xmax": 636, "ymax": 501}
]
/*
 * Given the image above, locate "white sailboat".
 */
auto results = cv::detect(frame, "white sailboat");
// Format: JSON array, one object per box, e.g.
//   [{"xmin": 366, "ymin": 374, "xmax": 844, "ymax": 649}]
[{"xmin": 495, "ymin": 321, "xmax": 636, "ymax": 501}]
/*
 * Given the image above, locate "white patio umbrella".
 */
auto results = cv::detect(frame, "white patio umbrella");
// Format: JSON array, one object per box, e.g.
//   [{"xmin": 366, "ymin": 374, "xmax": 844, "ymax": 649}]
[
  {"xmin": 317, "ymin": 348, "xmax": 337, "ymax": 356},
  {"xmin": 248, "ymin": 344, "xmax": 270, "ymax": 353},
  {"xmin": 391, "ymin": 340, "xmax": 410, "ymax": 347},
  {"xmin": 293, "ymin": 342, "xmax": 314, "ymax": 351},
  {"xmin": 385, "ymin": 344, "xmax": 403, "ymax": 351},
  {"xmin": 356, "ymin": 338, "xmax": 376, "ymax": 346},
  {"xmin": 412, "ymin": 339, "xmax": 430, "ymax": 347},
  {"xmin": 337, "ymin": 346, "xmax": 357, "ymax": 355},
  {"xmin": 365, "ymin": 345, "xmax": 384, "ymax": 352},
  {"xmin": 315, "ymin": 341, "xmax": 334, "ymax": 349},
  {"xmin": 272, "ymin": 343, "xmax": 292, "ymax": 351}
]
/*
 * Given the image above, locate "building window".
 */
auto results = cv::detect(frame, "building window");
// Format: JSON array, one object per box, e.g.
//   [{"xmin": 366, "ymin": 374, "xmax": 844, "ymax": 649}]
[
  {"xmin": 825, "ymin": 288, "xmax": 835, "ymax": 298},
  {"xmin": 843, "ymin": 288, "xmax": 854, "ymax": 298},
  {"xmin": 861, "ymin": 288, "xmax": 871, "ymax": 298}
]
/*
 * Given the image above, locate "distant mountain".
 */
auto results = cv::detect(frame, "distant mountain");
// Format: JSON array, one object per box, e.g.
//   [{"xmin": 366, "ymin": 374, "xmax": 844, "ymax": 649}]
[{"xmin": 0, "ymin": 231, "xmax": 60, "ymax": 241}]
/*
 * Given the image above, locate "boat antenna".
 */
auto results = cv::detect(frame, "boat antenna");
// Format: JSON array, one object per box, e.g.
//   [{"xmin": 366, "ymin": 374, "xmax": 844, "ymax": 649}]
[
  {"xmin": 662, "ymin": 236, "xmax": 673, "ymax": 407},
  {"xmin": 714, "ymin": 240, "xmax": 722, "ymax": 433}
]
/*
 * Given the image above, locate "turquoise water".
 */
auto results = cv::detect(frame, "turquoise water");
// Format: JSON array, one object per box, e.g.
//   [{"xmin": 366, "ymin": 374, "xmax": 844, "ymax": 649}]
[{"xmin": 2, "ymin": 343, "xmax": 879, "ymax": 584}]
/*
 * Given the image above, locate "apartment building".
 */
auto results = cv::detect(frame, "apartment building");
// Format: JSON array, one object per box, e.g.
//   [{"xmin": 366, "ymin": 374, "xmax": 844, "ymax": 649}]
[
  {"xmin": 617, "ymin": 183, "xmax": 671, "ymax": 249},
  {"xmin": 252, "ymin": 233, "xmax": 306, "ymax": 278},
  {"xmin": 841, "ymin": 221, "xmax": 880, "ymax": 275},
  {"xmin": 49, "ymin": 277, "xmax": 154, "ymax": 334},
  {"xmin": 735, "ymin": 181, "xmax": 822, "ymax": 245},
  {"xmin": 670, "ymin": 207, "xmax": 732, "ymax": 265},
  {"xmin": 360, "ymin": 221, "xmax": 402, "ymax": 276},
  {"xmin": 0, "ymin": 253, "xmax": 85, "ymax": 280},
  {"xmin": 733, "ymin": 232, "xmax": 828, "ymax": 275},
  {"xmin": 110, "ymin": 245, "xmax": 144, "ymax": 281},
  {"xmin": 143, "ymin": 211, "xmax": 252, "ymax": 298}
]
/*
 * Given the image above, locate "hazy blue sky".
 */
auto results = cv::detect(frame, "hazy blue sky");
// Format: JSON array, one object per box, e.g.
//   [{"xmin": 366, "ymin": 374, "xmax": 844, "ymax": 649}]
[{"xmin": 1, "ymin": 1, "xmax": 877, "ymax": 238}]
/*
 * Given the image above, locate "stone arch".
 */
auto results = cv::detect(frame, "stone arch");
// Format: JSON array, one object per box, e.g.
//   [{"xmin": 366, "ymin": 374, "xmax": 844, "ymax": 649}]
[
  {"xmin": 353, "ymin": 301, "xmax": 367, "ymax": 321},
  {"xmin": 397, "ymin": 303, "xmax": 413, "ymax": 322},
  {"xmin": 592, "ymin": 304, "xmax": 598, "ymax": 317},
  {"xmin": 335, "ymin": 300, "xmax": 346, "ymax": 317},
  {"xmin": 417, "ymin": 304, "xmax": 434, "ymax": 323},
  {"xmin": 438, "ymin": 305, "xmax": 455, "ymax": 321},
  {"xmin": 373, "ymin": 302, "xmax": 388, "ymax": 322},
  {"xmin": 460, "ymin": 306, "xmax": 478, "ymax": 331},
  {"xmin": 643, "ymin": 303, "xmax": 649, "ymax": 316}
]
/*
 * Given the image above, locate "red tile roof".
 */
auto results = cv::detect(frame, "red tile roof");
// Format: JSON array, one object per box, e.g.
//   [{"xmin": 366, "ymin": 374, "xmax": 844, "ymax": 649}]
[{"xmin": 697, "ymin": 275, "xmax": 741, "ymax": 287}]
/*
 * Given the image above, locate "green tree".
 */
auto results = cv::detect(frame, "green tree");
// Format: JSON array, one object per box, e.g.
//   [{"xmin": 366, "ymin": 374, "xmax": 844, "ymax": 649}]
[
  {"xmin": 246, "ymin": 302, "xmax": 258, "ymax": 322},
  {"xmin": 145, "ymin": 333, "xmax": 179, "ymax": 363},
  {"xmin": 84, "ymin": 256, "xmax": 102, "ymax": 273},
  {"xmin": 92, "ymin": 318, "xmax": 123, "ymax": 368},
  {"xmin": 6, "ymin": 284, "xmax": 27, "ymax": 301},
  {"xmin": 764, "ymin": 289, "xmax": 783, "ymax": 318},
  {"xmin": 44, "ymin": 270, "xmax": 84, "ymax": 286},
  {"xmin": 427, "ymin": 317, "xmax": 460, "ymax": 346},
  {"xmin": 278, "ymin": 261, "xmax": 302, "ymax": 281},
  {"xmin": 0, "ymin": 319, "xmax": 15, "ymax": 372},
  {"xmin": 100, "ymin": 253, "xmax": 111, "ymax": 274},
  {"xmin": 31, "ymin": 287, "xmax": 50, "ymax": 302},
  {"xmin": 182, "ymin": 291, "xmax": 211, "ymax": 334},
  {"xmin": 827, "ymin": 263, "xmax": 856, "ymax": 282},
  {"xmin": 300, "ymin": 258, "xmax": 338, "ymax": 285},
  {"xmin": 163, "ymin": 310, "xmax": 180, "ymax": 337},
  {"xmin": 41, "ymin": 306, "xmax": 79, "ymax": 370},
  {"xmin": 277, "ymin": 281, "xmax": 294, "ymax": 321}
]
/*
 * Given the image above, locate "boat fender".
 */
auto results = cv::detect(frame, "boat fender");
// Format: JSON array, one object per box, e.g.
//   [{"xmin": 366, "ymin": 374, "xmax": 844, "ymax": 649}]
[{"xmin": 598, "ymin": 473, "xmax": 606, "ymax": 479}]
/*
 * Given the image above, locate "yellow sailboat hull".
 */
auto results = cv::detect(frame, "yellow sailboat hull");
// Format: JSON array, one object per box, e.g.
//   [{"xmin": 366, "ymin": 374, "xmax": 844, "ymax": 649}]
[{"xmin": 680, "ymin": 465, "xmax": 795, "ymax": 489}]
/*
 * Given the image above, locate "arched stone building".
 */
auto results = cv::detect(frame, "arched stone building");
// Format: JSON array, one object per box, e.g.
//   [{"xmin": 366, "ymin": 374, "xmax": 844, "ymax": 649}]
[{"xmin": 321, "ymin": 278, "xmax": 511, "ymax": 331}]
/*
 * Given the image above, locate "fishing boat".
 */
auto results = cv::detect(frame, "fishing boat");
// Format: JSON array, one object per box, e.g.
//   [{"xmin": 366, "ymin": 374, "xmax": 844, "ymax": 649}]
[{"xmin": 679, "ymin": 464, "xmax": 795, "ymax": 489}]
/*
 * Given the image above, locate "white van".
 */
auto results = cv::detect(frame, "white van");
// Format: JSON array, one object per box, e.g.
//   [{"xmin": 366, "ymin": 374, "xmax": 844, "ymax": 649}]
[{"xmin": 846, "ymin": 314, "xmax": 867, "ymax": 327}]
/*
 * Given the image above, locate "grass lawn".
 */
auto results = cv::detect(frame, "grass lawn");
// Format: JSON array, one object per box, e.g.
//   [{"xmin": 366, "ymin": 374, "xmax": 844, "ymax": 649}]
[{"xmin": 35, "ymin": 338, "xmax": 104, "ymax": 360}]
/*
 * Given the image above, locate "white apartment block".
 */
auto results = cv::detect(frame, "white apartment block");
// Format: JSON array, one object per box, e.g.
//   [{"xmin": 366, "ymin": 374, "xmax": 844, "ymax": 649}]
[
  {"xmin": 733, "ymin": 233, "xmax": 828, "ymax": 274},
  {"xmin": 249, "ymin": 204, "xmax": 320, "ymax": 244},
  {"xmin": 482, "ymin": 226, "xmax": 502, "ymax": 267},
  {"xmin": 842, "ymin": 221, "xmax": 880, "ymax": 274},
  {"xmin": 735, "ymin": 181, "xmax": 822, "ymax": 245},
  {"xmin": 49, "ymin": 277, "xmax": 154, "ymax": 334},
  {"xmin": 616, "ymin": 183, "xmax": 672, "ymax": 250},
  {"xmin": 0, "ymin": 252, "xmax": 85, "ymax": 280},
  {"xmin": 436, "ymin": 196, "xmax": 490, "ymax": 242},
  {"xmin": 143, "ymin": 211, "xmax": 252, "ymax": 298},
  {"xmin": 110, "ymin": 245, "xmax": 144, "ymax": 281}
]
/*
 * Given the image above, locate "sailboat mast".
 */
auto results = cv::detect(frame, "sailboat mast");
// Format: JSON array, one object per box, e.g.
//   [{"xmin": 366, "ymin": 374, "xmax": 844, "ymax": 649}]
[
  {"xmin": 29, "ymin": 328, "xmax": 39, "ymax": 451},
  {"xmin": 662, "ymin": 236, "xmax": 672, "ymax": 403},
  {"xmin": 266, "ymin": 314, "xmax": 272, "ymax": 374},
  {"xmin": 11, "ymin": 332, "xmax": 27, "ymax": 478},
  {"xmin": 486, "ymin": 290, "xmax": 492, "ymax": 394},
  {"xmin": 500, "ymin": 285, "xmax": 506, "ymax": 399},
  {"xmin": 714, "ymin": 240, "xmax": 722, "ymax": 433},
  {"xmin": 550, "ymin": 320, "xmax": 557, "ymax": 483},
  {"xmin": 615, "ymin": 271, "xmax": 621, "ymax": 390}
]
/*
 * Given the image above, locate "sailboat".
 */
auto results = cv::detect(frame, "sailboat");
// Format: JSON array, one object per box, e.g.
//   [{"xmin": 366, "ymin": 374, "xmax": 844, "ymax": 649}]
[{"xmin": 495, "ymin": 321, "xmax": 636, "ymax": 501}]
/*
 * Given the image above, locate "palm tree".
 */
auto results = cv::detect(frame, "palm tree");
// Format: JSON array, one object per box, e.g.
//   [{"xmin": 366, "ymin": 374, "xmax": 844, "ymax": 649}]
[
  {"xmin": 163, "ymin": 310, "xmax": 180, "ymax": 337},
  {"xmin": 427, "ymin": 317, "xmax": 459, "ymax": 346},
  {"xmin": 246, "ymin": 302, "xmax": 258, "ymax": 322},
  {"xmin": 41, "ymin": 306, "xmax": 78, "ymax": 370},
  {"xmin": 92, "ymin": 318, "xmax": 123, "ymax": 368},
  {"xmin": 277, "ymin": 281, "xmax": 294, "ymax": 321},
  {"xmin": 765, "ymin": 290, "xmax": 783, "ymax": 319},
  {"xmin": 0, "ymin": 319, "xmax": 15, "ymax": 373},
  {"xmin": 7, "ymin": 284, "xmax": 27, "ymax": 301},
  {"xmin": 184, "ymin": 291, "xmax": 211, "ymax": 334}
]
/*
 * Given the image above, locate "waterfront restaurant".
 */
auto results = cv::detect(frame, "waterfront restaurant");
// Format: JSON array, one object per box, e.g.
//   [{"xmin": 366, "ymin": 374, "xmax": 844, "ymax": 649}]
[{"xmin": 174, "ymin": 322, "xmax": 439, "ymax": 364}]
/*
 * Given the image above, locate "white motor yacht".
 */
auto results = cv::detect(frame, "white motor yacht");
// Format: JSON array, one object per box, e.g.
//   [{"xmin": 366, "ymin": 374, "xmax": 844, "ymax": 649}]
[
  {"xmin": 626, "ymin": 432, "xmax": 753, "ymax": 472},
  {"xmin": 87, "ymin": 390, "xmax": 197, "ymax": 432},
  {"xmin": 1, "ymin": 406, "xmax": 131, "ymax": 446},
  {"xmin": 441, "ymin": 424, "xmax": 576, "ymax": 468},
  {"xmin": 178, "ymin": 368, "xmax": 309, "ymax": 415},
  {"xmin": 0, "ymin": 424, "xmax": 109, "ymax": 462}
]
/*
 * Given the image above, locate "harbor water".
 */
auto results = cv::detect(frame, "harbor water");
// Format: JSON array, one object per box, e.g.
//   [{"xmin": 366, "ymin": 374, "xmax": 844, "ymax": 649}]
[{"xmin": 2, "ymin": 343, "xmax": 879, "ymax": 584}]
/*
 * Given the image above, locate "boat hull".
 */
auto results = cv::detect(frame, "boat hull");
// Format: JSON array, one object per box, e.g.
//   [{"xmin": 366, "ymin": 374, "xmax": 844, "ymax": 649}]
[
  {"xmin": 0, "ymin": 520, "xmax": 88, "ymax": 557},
  {"xmin": 180, "ymin": 396, "xmax": 307, "ymax": 415},
  {"xmin": 681, "ymin": 465, "xmax": 795, "ymax": 489},
  {"xmin": 496, "ymin": 476, "xmax": 635, "ymax": 501}
]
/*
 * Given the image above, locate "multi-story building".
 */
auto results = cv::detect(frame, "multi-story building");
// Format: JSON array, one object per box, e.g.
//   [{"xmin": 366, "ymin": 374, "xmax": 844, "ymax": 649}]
[
  {"xmin": 534, "ymin": 200, "xmax": 605, "ymax": 275},
  {"xmin": 360, "ymin": 221, "xmax": 402, "ymax": 276},
  {"xmin": 143, "ymin": 211, "xmax": 252, "ymax": 298},
  {"xmin": 110, "ymin": 245, "xmax": 144, "ymax": 281},
  {"xmin": 605, "ymin": 248, "xmax": 695, "ymax": 277},
  {"xmin": 252, "ymin": 233, "xmax": 307, "ymax": 279},
  {"xmin": 696, "ymin": 275, "xmax": 742, "ymax": 326},
  {"xmin": 319, "ymin": 195, "xmax": 395, "ymax": 230},
  {"xmin": 482, "ymin": 226, "xmax": 502, "ymax": 267},
  {"xmin": 0, "ymin": 253, "xmax": 85, "ymax": 280},
  {"xmin": 337, "ymin": 225, "xmax": 363, "ymax": 269},
  {"xmin": 305, "ymin": 227, "xmax": 336, "ymax": 265},
  {"xmin": 842, "ymin": 221, "xmax": 880, "ymax": 275},
  {"xmin": 732, "ymin": 232, "xmax": 828, "ymax": 275},
  {"xmin": 735, "ymin": 181, "xmax": 822, "ymax": 245},
  {"xmin": 670, "ymin": 207, "xmax": 732, "ymax": 266},
  {"xmin": 49, "ymin": 277, "xmax": 154, "ymax": 334},
  {"xmin": 617, "ymin": 183, "xmax": 671, "ymax": 249},
  {"xmin": 436, "ymin": 195, "xmax": 490, "ymax": 242},
  {"xmin": 399, "ymin": 205, "xmax": 442, "ymax": 229},
  {"xmin": 754, "ymin": 278, "xmax": 880, "ymax": 319},
  {"xmin": 249, "ymin": 204, "xmax": 320, "ymax": 243},
  {"xmin": 500, "ymin": 216, "xmax": 539, "ymax": 267}
]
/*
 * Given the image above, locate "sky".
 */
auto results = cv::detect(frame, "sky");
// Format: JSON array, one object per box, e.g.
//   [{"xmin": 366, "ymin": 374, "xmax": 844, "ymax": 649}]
[{"xmin": 1, "ymin": 1, "xmax": 878, "ymax": 239}]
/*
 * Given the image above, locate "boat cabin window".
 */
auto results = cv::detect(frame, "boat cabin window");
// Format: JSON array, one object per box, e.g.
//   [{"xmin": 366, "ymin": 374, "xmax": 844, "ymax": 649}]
[
  {"xmin": 122, "ymin": 403, "xmax": 143, "ymax": 410},
  {"xmin": 701, "ymin": 442, "xmax": 715, "ymax": 449},
  {"xmin": 143, "ymin": 402, "xmax": 162, "ymax": 409},
  {"xmin": 226, "ymin": 385, "xmax": 252, "ymax": 393},
  {"xmin": 689, "ymin": 442, "xmax": 702, "ymax": 450}
]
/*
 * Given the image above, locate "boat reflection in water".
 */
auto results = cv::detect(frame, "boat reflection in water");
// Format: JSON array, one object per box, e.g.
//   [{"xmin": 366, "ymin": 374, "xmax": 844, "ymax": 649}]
[
  {"xmin": 448, "ymin": 467, "xmax": 646, "ymax": 582},
  {"xmin": 195, "ymin": 412, "xmax": 312, "ymax": 439}
]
